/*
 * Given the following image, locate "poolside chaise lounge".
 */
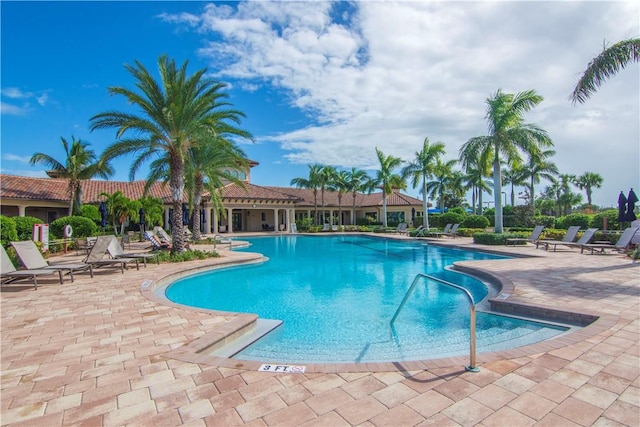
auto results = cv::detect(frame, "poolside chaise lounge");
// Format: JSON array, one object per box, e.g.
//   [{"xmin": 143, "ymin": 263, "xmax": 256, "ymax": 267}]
[
  {"xmin": 541, "ymin": 228, "xmax": 598, "ymax": 252},
  {"xmin": 505, "ymin": 225, "xmax": 545, "ymax": 246},
  {"xmin": 154, "ymin": 226, "xmax": 173, "ymax": 244},
  {"xmin": 106, "ymin": 236, "xmax": 159, "ymax": 267},
  {"xmin": 443, "ymin": 223, "xmax": 461, "ymax": 238},
  {"xmin": 394, "ymin": 222, "xmax": 408, "ymax": 234},
  {"xmin": 83, "ymin": 236, "xmax": 139, "ymax": 273},
  {"xmin": 419, "ymin": 223, "xmax": 452, "ymax": 238},
  {"xmin": 412, "ymin": 225, "xmax": 425, "ymax": 237},
  {"xmin": 1, "ymin": 245, "xmax": 61, "ymax": 290},
  {"xmin": 11, "ymin": 240, "xmax": 93, "ymax": 282},
  {"xmin": 144, "ymin": 231, "xmax": 171, "ymax": 250},
  {"xmin": 580, "ymin": 227, "xmax": 639, "ymax": 255},
  {"xmin": 536, "ymin": 226, "xmax": 581, "ymax": 251}
]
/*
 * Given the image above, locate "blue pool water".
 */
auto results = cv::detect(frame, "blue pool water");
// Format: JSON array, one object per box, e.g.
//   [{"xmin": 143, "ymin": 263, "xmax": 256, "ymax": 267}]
[{"xmin": 166, "ymin": 235, "xmax": 568, "ymax": 363}]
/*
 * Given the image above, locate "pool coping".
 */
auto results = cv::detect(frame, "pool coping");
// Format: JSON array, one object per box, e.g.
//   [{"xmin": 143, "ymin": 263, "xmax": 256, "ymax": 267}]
[{"xmin": 139, "ymin": 234, "xmax": 620, "ymax": 373}]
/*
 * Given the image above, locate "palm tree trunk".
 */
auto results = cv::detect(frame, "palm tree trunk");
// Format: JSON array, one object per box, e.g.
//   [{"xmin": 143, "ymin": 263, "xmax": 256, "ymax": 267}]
[
  {"xmin": 352, "ymin": 193, "xmax": 357, "ymax": 225},
  {"xmin": 338, "ymin": 193, "xmax": 343, "ymax": 226},
  {"xmin": 478, "ymin": 190, "xmax": 484, "ymax": 215},
  {"xmin": 193, "ymin": 175, "xmax": 203, "ymax": 241},
  {"xmin": 170, "ymin": 155, "xmax": 186, "ymax": 253},
  {"xmin": 382, "ymin": 190, "xmax": 388, "ymax": 227},
  {"xmin": 422, "ymin": 181, "xmax": 430, "ymax": 229},
  {"xmin": 493, "ymin": 157, "xmax": 503, "ymax": 233}
]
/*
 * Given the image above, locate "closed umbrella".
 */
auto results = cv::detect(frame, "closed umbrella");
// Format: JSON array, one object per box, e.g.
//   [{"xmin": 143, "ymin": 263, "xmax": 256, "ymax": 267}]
[
  {"xmin": 624, "ymin": 189, "xmax": 638, "ymax": 222},
  {"xmin": 617, "ymin": 192, "xmax": 627, "ymax": 223},
  {"xmin": 99, "ymin": 201, "xmax": 108, "ymax": 228},
  {"xmin": 139, "ymin": 208, "xmax": 145, "ymax": 232},
  {"xmin": 182, "ymin": 203, "xmax": 189, "ymax": 226}
]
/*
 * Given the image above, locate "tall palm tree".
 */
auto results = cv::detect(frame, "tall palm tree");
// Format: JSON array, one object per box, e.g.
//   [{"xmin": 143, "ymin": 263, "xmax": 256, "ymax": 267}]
[
  {"xmin": 90, "ymin": 55, "xmax": 233, "ymax": 252},
  {"xmin": 291, "ymin": 164, "xmax": 323, "ymax": 225},
  {"xmin": 571, "ymin": 37, "xmax": 640, "ymax": 104},
  {"xmin": 502, "ymin": 166, "xmax": 527, "ymax": 206},
  {"xmin": 345, "ymin": 168, "xmax": 375, "ymax": 225},
  {"xmin": 459, "ymin": 89, "xmax": 552, "ymax": 232},
  {"xmin": 520, "ymin": 148, "xmax": 558, "ymax": 206},
  {"xmin": 401, "ymin": 137, "xmax": 446, "ymax": 230},
  {"xmin": 575, "ymin": 172, "xmax": 604, "ymax": 208},
  {"xmin": 100, "ymin": 191, "xmax": 135, "ymax": 235},
  {"xmin": 318, "ymin": 165, "xmax": 336, "ymax": 225},
  {"xmin": 426, "ymin": 158, "xmax": 457, "ymax": 212},
  {"xmin": 374, "ymin": 148, "xmax": 404, "ymax": 227},
  {"xmin": 328, "ymin": 169, "xmax": 349, "ymax": 226},
  {"xmin": 459, "ymin": 147, "xmax": 492, "ymax": 215},
  {"xmin": 558, "ymin": 174, "xmax": 578, "ymax": 216},
  {"xmin": 29, "ymin": 136, "xmax": 113, "ymax": 216}
]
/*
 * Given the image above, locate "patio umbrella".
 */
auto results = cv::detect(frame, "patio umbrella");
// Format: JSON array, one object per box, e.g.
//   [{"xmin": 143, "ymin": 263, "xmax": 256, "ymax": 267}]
[
  {"xmin": 138, "ymin": 208, "xmax": 145, "ymax": 232},
  {"xmin": 99, "ymin": 201, "xmax": 107, "ymax": 228},
  {"xmin": 624, "ymin": 189, "xmax": 638, "ymax": 221},
  {"xmin": 182, "ymin": 203, "xmax": 189, "ymax": 226},
  {"xmin": 617, "ymin": 192, "xmax": 627, "ymax": 223}
]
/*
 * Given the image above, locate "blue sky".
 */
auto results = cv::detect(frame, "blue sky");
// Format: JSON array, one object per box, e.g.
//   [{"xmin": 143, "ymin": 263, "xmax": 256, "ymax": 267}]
[{"xmin": 2, "ymin": 1, "xmax": 638, "ymax": 208}]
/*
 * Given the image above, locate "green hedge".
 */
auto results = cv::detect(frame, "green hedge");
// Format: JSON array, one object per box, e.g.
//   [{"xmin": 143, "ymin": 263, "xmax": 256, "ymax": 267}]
[
  {"xmin": 50, "ymin": 216, "xmax": 97, "ymax": 238},
  {"xmin": 13, "ymin": 216, "xmax": 43, "ymax": 241},
  {"xmin": 0, "ymin": 216, "xmax": 18, "ymax": 247},
  {"xmin": 473, "ymin": 232, "xmax": 528, "ymax": 245},
  {"xmin": 555, "ymin": 213, "xmax": 591, "ymax": 229},
  {"xmin": 462, "ymin": 215, "xmax": 489, "ymax": 229}
]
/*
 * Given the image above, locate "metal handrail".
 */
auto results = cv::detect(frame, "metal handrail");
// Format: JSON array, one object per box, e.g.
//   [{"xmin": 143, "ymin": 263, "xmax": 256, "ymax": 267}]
[{"xmin": 390, "ymin": 273, "xmax": 479, "ymax": 372}]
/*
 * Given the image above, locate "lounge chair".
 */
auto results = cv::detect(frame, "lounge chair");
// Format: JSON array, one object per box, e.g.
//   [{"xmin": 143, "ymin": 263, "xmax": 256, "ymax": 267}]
[
  {"xmin": 540, "ymin": 227, "xmax": 598, "ymax": 252},
  {"xmin": 412, "ymin": 225, "xmax": 425, "ymax": 238},
  {"xmin": 536, "ymin": 226, "xmax": 581, "ymax": 251},
  {"xmin": 153, "ymin": 226, "xmax": 173, "ymax": 244},
  {"xmin": 505, "ymin": 225, "xmax": 545, "ymax": 246},
  {"xmin": 144, "ymin": 231, "xmax": 170, "ymax": 250},
  {"xmin": 420, "ymin": 223, "xmax": 452, "ymax": 238},
  {"xmin": 106, "ymin": 236, "xmax": 159, "ymax": 267},
  {"xmin": 1, "ymin": 245, "xmax": 61, "ymax": 290},
  {"xmin": 83, "ymin": 236, "xmax": 139, "ymax": 273},
  {"xmin": 443, "ymin": 223, "xmax": 461, "ymax": 238},
  {"xmin": 394, "ymin": 223, "xmax": 408, "ymax": 234},
  {"xmin": 581, "ymin": 227, "xmax": 639, "ymax": 255},
  {"xmin": 11, "ymin": 240, "xmax": 93, "ymax": 282}
]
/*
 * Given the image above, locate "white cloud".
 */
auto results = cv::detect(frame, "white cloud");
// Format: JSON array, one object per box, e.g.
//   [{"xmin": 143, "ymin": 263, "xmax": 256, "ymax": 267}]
[
  {"xmin": 0, "ymin": 102, "xmax": 28, "ymax": 116},
  {"xmin": 2, "ymin": 153, "xmax": 32, "ymax": 163},
  {"xmin": 164, "ymin": 1, "xmax": 639, "ymax": 207},
  {"xmin": 0, "ymin": 87, "xmax": 51, "ymax": 114}
]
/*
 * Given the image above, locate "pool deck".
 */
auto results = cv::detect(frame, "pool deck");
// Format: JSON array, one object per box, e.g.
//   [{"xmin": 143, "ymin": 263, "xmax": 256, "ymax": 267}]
[{"xmin": 1, "ymin": 233, "xmax": 638, "ymax": 426}]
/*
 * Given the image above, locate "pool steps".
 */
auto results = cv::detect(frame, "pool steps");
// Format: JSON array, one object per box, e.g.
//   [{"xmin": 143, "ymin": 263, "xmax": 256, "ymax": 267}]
[{"xmin": 205, "ymin": 318, "xmax": 283, "ymax": 358}]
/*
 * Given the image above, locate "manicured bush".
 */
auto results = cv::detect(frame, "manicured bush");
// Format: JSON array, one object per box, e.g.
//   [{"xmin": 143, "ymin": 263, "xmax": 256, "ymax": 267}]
[
  {"xmin": 456, "ymin": 228, "xmax": 487, "ymax": 238},
  {"xmin": 591, "ymin": 209, "xmax": 619, "ymax": 231},
  {"xmin": 50, "ymin": 216, "xmax": 97, "ymax": 238},
  {"xmin": 462, "ymin": 215, "xmax": 489, "ymax": 229},
  {"xmin": 535, "ymin": 215, "xmax": 556, "ymax": 228},
  {"xmin": 13, "ymin": 216, "xmax": 43, "ymax": 241},
  {"xmin": 555, "ymin": 213, "xmax": 591, "ymax": 230},
  {"xmin": 81, "ymin": 204, "xmax": 101, "ymax": 224},
  {"xmin": 0, "ymin": 216, "xmax": 18, "ymax": 247},
  {"xmin": 473, "ymin": 232, "xmax": 526, "ymax": 245},
  {"xmin": 512, "ymin": 205, "xmax": 535, "ymax": 228},
  {"xmin": 439, "ymin": 212, "xmax": 465, "ymax": 227}
]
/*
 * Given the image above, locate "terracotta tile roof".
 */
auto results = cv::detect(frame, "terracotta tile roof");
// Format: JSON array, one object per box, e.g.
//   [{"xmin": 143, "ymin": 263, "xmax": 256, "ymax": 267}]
[{"xmin": 1, "ymin": 174, "xmax": 421, "ymax": 208}]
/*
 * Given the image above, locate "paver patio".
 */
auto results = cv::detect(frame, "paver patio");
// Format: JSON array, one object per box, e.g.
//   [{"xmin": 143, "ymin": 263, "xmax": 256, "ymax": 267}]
[{"xmin": 1, "ymin": 234, "xmax": 638, "ymax": 426}]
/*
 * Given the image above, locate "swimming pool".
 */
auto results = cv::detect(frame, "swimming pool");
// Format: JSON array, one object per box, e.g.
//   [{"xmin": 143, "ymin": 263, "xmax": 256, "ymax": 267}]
[{"xmin": 166, "ymin": 235, "xmax": 568, "ymax": 363}]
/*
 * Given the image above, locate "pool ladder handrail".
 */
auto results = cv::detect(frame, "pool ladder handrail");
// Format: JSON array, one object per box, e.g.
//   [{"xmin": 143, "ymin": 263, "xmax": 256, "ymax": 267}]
[{"xmin": 390, "ymin": 273, "xmax": 479, "ymax": 372}]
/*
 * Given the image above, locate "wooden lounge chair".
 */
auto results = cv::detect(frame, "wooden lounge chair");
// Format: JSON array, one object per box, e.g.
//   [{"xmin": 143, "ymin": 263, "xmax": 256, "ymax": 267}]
[
  {"xmin": 11, "ymin": 240, "xmax": 93, "ymax": 282},
  {"xmin": 506, "ymin": 225, "xmax": 545, "ymax": 246},
  {"xmin": 1, "ymin": 245, "xmax": 61, "ymax": 290},
  {"xmin": 106, "ymin": 236, "xmax": 159, "ymax": 267},
  {"xmin": 83, "ymin": 236, "xmax": 139, "ymax": 273},
  {"xmin": 536, "ymin": 226, "xmax": 581, "ymax": 251},
  {"xmin": 581, "ymin": 227, "xmax": 639, "ymax": 255}
]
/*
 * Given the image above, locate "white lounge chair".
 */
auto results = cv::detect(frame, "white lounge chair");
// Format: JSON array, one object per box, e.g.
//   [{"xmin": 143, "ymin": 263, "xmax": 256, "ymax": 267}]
[
  {"xmin": 1, "ymin": 245, "xmax": 61, "ymax": 290},
  {"xmin": 84, "ymin": 236, "xmax": 139, "ymax": 273},
  {"xmin": 505, "ymin": 225, "xmax": 545, "ymax": 246},
  {"xmin": 536, "ymin": 226, "xmax": 581, "ymax": 251},
  {"xmin": 106, "ymin": 236, "xmax": 159, "ymax": 267},
  {"xmin": 11, "ymin": 240, "xmax": 93, "ymax": 281},
  {"xmin": 581, "ymin": 227, "xmax": 639, "ymax": 255}
]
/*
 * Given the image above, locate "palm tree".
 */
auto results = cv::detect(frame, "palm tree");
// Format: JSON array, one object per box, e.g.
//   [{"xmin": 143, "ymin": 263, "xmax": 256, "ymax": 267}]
[
  {"xmin": 291, "ymin": 164, "xmax": 323, "ymax": 225},
  {"xmin": 345, "ymin": 168, "xmax": 375, "ymax": 225},
  {"xmin": 328, "ymin": 169, "xmax": 349, "ymax": 226},
  {"xmin": 459, "ymin": 89, "xmax": 552, "ymax": 232},
  {"xmin": 571, "ymin": 37, "xmax": 640, "ymax": 104},
  {"xmin": 401, "ymin": 137, "xmax": 446, "ymax": 230},
  {"xmin": 374, "ymin": 148, "xmax": 404, "ymax": 227},
  {"xmin": 100, "ymin": 191, "xmax": 135, "ymax": 235},
  {"xmin": 90, "ymin": 55, "xmax": 234, "ymax": 252},
  {"xmin": 575, "ymin": 172, "xmax": 603, "ymax": 208},
  {"xmin": 558, "ymin": 174, "xmax": 578, "ymax": 215},
  {"xmin": 502, "ymin": 167, "xmax": 527, "ymax": 206},
  {"xmin": 426, "ymin": 158, "xmax": 457, "ymax": 212},
  {"xmin": 318, "ymin": 165, "xmax": 336, "ymax": 225},
  {"xmin": 459, "ymin": 148, "xmax": 492, "ymax": 215},
  {"xmin": 29, "ymin": 136, "xmax": 113, "ymax": 216},
  {"xmin": 520, "ymin": 148, "xmax": 558, "ymax": 206}
]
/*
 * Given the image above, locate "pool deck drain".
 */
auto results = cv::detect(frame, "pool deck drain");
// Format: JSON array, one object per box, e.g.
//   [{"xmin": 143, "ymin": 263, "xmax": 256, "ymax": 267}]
[{"xmin": 1, "ymin": 234, "xmax": 639, "ymax": 426}]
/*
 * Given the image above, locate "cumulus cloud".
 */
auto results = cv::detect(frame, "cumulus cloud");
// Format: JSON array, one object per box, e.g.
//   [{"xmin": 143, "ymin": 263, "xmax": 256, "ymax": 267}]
[
  {"xmin": 1, "ymin": 87, "xmax": 51, "ymax": 115},
  {"xmin": 163, "ymin": 1, "xmax": 639, "ymax": 206}
]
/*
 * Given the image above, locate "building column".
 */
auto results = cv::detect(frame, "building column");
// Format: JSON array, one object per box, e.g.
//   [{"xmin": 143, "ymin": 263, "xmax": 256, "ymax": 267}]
[
  {"xmin": 164, "ymin": 207, "xmax": 170, "ymax": 229},
  {"xmin": 285, "ymin": 208, "xmax": 291, "ymax": 232},
  {"xmin": 226, "ymin": 208, "xmax": 233, "ymax": 233},
  {"xmin": 272, "ymin": 208, "xmax": 278, "ymax": 231},
  {"xmin": 212, "ymin": 209, "xmax": 218, "ymax": 234},
  {"xmin": 18, "ymin": 206, "xmax": 26, "ymax": 217},
  {"xmin": 204, "ymin": 206, "xmax": 212, "ymax": 234}
]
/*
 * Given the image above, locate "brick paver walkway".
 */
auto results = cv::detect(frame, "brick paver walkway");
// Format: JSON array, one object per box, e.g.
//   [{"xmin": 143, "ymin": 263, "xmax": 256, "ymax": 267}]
[{"xmin": 1, "ymin": 235, "xmax": 638, "ymax": 426}]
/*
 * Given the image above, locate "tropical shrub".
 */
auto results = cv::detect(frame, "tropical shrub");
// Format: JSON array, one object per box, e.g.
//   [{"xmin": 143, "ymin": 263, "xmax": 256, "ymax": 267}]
[
  {"xmin": 13, "ymin": 216, "xmax": 43, "ymax": 241},
  {"xmin": 473, "ymin": 232, "xmax": 526, "ymax": 245},
  {"xmin": 412, "ymin": 216, "xmax": 424, "ymax": 227},
  {"xmin": 456, "ymin": 228, "xmax": 487, "ymax": 238},
  {"xmin": 0, "ymin": 216, "xmax": 18, "ymax": 247},
  {"xmin": 439, "ymin": 212, "xmax": 465, "ymax": 227},
  {"xmin": 591, "ymin": 209, "xmax": 619, "ymax": 231},
  {"xmin": 81, "ymin": 204, "xmax": 102, "ymax": 224},
  {"xmin": 448, "ymin": 207, "xmax": 466, "ymax": 215},
  {"xmin": 50, "ymin": 216, "xmax": 97, "ymax": 238},
  {"xmin": 555, "ymin": 213, "xmax": 591, "ymax": 230},
  {"xmin": 512, "ymin": 205, "xmax": 535, "ymax": 228},
  {"xmin": 462, "ymin": 215, "xmax": 489, "ymax": 229},
  {"xmin": 156, "ymin": 249, "xmax": 219, "ymax": 262},
  {"xmin": 535, "ymin": 215, "xmax": 556, "ymax": 228}
]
